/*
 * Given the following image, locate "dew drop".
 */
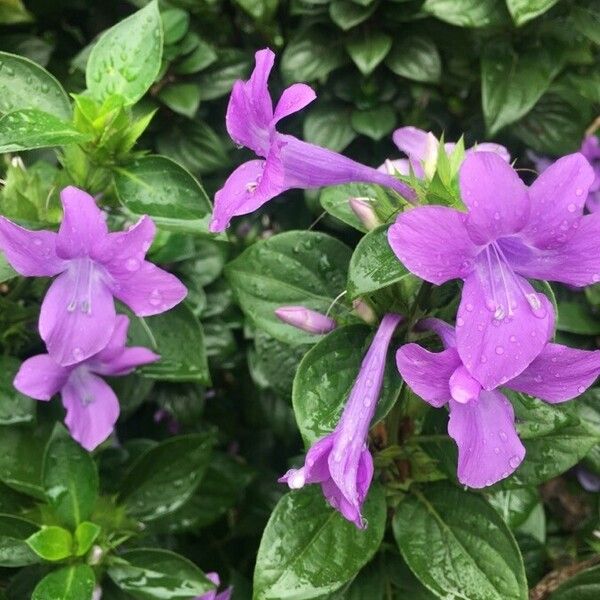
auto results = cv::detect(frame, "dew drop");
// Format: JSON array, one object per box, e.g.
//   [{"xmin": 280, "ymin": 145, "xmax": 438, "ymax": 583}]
[
  {"xmin": 509, "ymin": 455, "xmax": 521, "ymax": 468},
  {"xmin": 149, "ymin": 289, "xmax": 162, "ymax": 307},
  {"xmin": 494, "ymin": 447, "xmax": 500, "ymax": 455},
  {"xmin": 575, "ymin": 188, "xmax": 583, "ymax": 196},
  {"xmin": 567, "ymin": 203, "xmax": 577, "ymax": 213},
  {"xmin": 456, "ymin": 317, "xmax": 464, "ymax": 327},
  {"xmin": 125, "ymin": 258, "xmax": 140, "ymax": 272},
  {"xmin": 499, "ymin": 430, "xmax": 508, "ymax": 442},
  {"xmin": 466, "ymin": 303, "xmax": 474, "ymax": 312},
  {"xmin": 72, "ymin": 347, "xmax": 84, "ymax": 361},
  {"xmin": 495, "ymin": 346, "xmax": 504, "ymax": 355},
  {"xmin": 577, "ymin": 385, "xmax": 585, "ymax": 394}
]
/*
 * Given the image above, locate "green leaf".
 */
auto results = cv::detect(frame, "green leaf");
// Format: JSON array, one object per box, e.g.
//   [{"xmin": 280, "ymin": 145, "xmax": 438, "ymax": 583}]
[
  {"xmin": 320, "ymin": 183, "xmax": 380, "ymax": 232},
  {"xmin": 423, "ymin": 0, "xmax": 508, "ymax": 27},
  {"xmin": 0, "ymin": 0, "xmax": 32, "ymax": 24},
  {"xmin": 571, "ymin": 6, "xmax": 600, "ymax": 45},
  {"xmin": 254, "ymin": 485, "xmax": 386, "ymax": 599},
  {"xmin": 32, "ymin": 565, "xmax": 95, "ymax": 600},
  {"xmin": 293, "ymin": 324, "xmax": 401, "ymax": 446},
  {"xmin": 549, "ymin": 565, "xmax": 600, "ymax": 600},
  {"xmin": 481, "ymin": 42, "xmax": 565, "ymax": 134},
  {"xmin": 556, "ymin": 287, "xmax": 600, "ymax": 335},
  {"xmin": 108, "ymin": 549, "xmax": 214, "ymax": 599},
  {"xmin": 487, "ymin": 488, "xmax": 539, "ymax": 529},
  {"xmin": 114, "ymin": 155, "xmax": 213, "ymax": 235},
  {"xmin": 0, "ymin": 51, "xmax": 71, "ymax": 118},
  {"xmin": 0, "ymin": 255, "xmax": 17, "ymax": 283},
  {"xmin": 0, "ymin": 514, "xmax": 40, "ymax": 567},
  {"xmin": 160, "ymin": 8, "xmax": 189, "ymax": 45},
  {"xmin": 118, "ymin": 433, "xmax": 213, "ymax": 521},
  {"xmin": 74, "ymin": 521, "xmax": 101, "ymax": 557},
  {"xmin": 225, "ymin": 231, "xmax": 352, "ymax": 345},
  {"xmin": 393, "ymin": 483, "xmax": 527, "ymax": 600},
  {"xmin": 196, "ymin": 50, "xmax": 251, "ymax": 100},
  {"xmin": 86, "ymin": 0, "xmax": 163, "ymax": 104},
  {"xmin": 347, "ymin": 224, "xmax": 419, "ymax": 304},
  {"xmin": 351, "ymin": 105, "xmax": 396, "ymax": 141},
  {"xmin": 506, "ymin": 0, "xmax": 559, "ymax": 26},
  {"xmin": 329, "ymin": 1, "xmax": 376, "ymax": 30},
  {"xmin": 128, "ymin": 303, "xmax": 210, "ymax": 383},
  {"xmin": 386, "ymin": 35, "xmax": 441, "ymax": 83},
  {"xmin": 42, "ymin": 425, "xmax": 99, "ymax": 529},
  {"xmin": 303, "ymin": 102, "xmax": 356, "ymax": 151},
  {"xmin": 173, "ymin": 34, "xmax": 216, "ymax": 75},
  {"xmin": 26, "ymin": 526, "xmax": 73, "ymax": 561},
  {"xmin": 0, "ymin": 356, "xmax": 35, "ymax": 425},
  {"xmin": 157, "ymin": 83, "xmax": 200, "ymax": 118},
  {"xmin": 0, "ymin": 109, "xmax": 90, "ymax": 152},
  {"xmin": 346, "ymin": 31, "xmax": 392, "ymax": 76}
]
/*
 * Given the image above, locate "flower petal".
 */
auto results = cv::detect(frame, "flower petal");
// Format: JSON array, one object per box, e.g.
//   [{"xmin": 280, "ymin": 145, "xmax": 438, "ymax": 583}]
[
  {"xmin": 93, "ymin": 347, "xmax": 160, "ymax": 376},
  {"xmin": 448, "ymin": 390, "xmax": 525, "ymax": 488},
  {"xmin": 396, "ymin": 344, "xmax": 459, "ymax": 407},
  {"xmin": 468, "ymin": 143, "xmax": 510, "ymax": 163},
  {"xmin": 460, "ymin": 152, "xmax": 529, "ymax": 244},
  {"xmin": 388, "ymin": 206, "xmax": 478, "ymax": 285},
  {"xmin": 392, "ymin": 126, "xmax": 429, "ymax": 161},
  {"xmin": 39, "ymin": 270, "xmax": 116, "ymax": 366},
  {"xmin": 96, "ymin": 216, "xmax": 155, "ymax": 272},
  {"xmin": 13, "ymin": 354, "xmax": 70, "ymax": 400},
  {"xmin": 56, "ymin": 187, "xmax": 108, "ymax": 259},
  {"xmin": 418, "ymin": 318, "xmax": 456, "ymax": 349},
  {"xmin": 110, "ymin": 261, "xmax": 187, "ymax": 317},
  {"xmin": 273, "ymin": 83, "xmax": 316, "ymax": 124},
  {"xmin": 377, "ymin": 158, "xmax": 411, "ymax": 176},
  {"xmin": 0, "ymin": 217, "xmax": 65, "ymax": 276},
  {"xmin": 519, "ymin": 153, "xmax": 594, "ymax": 249},
  {"xmin": 62, "ymin": 370, "xmax": 120, "ymax": 451},
  {"xmin": 455, "ymin": 269, "xmax": 553, "ymax": 390},
  {"xmin": 93, "ymin": 314, "xmax": 129, "ymax": 363},
  {"xmin": 506, "ymin": 343, "xmax": 600, "ymax": 403}
]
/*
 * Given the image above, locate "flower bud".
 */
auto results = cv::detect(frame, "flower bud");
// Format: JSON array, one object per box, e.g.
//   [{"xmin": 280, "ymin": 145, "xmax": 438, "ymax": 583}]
[
  {"xmin": 275, "ymin": 306, "xmax": 336, "ymax": 334},
  {"xmin": 352, "ymin": 298, "xmax": 377, "ymax": 325},
  {"xmin": 92, "ymin": 586, "xmax": 103, "ymax": 600},
  {"xmin": 88, "ymin": 545, "xmax": 104, "ymax": 566},
  {"xmin": 348, "ymin": 197, "xmax": 381, "ymax": 231}
]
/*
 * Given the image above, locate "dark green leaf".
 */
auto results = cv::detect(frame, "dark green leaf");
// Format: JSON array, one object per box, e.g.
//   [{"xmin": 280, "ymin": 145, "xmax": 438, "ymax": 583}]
[
  {"xmin": 0, "ymin": 255, "xmax": 17, "ymax": 283},
  {"xmin": 161, "ymin": 8, "xmax": 189, "ymax": 45},
  {"xmin": 195, "ymin": 49, "xmax": 251, "ymax": 100},
  {"xmin": 86, "ymin": 1, "xmax": 163, "ymax": 104},
  {"xmin": 42, "ymin": 425, "xmax": 99, "ymax": 529},
  {"xmin": 549, "ymin": 565, "xmax": 600, "ymax": 600},
  {"xmin": 329, "ymin": 1, "xmax": 376, "ymax": 30},
  {"xmin": 346, "ymin": 31, "xmax": 392, "ymax": 76},
  {"xmin": 0, "ymin": 514, "xmax": 40, "ymax": 567},
  {"xmin": 0, "ymin": 109, "xmax": 90, "ymax": 152},
  {"xmin": 157, "ymin": 83, "xmax": 200, "ymax": 118},
  {"xmin": 0, "ymin": 51, "xmax": 70, "ymax": 117},
  {"xmin": 393, "ymin": 483, "xmax": 527, "ymax": 600},
  {"xmin": 351, "ymin": 105, "xmax": 396, "ymax": 141},
  {"xmin": 487, "ymin": 488, "xmax": 539, "ymax": 529},
  {"xmin": 0, "ymin": 0, "xmax": 32, "ymax": 24},
  {"xmin": 118, "ymin": 433, "xmax": 214, "ymax": 521},
  {"xmin": 114, "ymin": 155, "xmax": 213, "ymax": 234},
  {"xmin": 293, "ymin": 324, "xmax": 402, "ymax": 445},
  {"xmin": 226, "ymin": 231, "xmax": 352, "ymax": 344},
  {"xmin": 571, "ymin": 6, "xmax": 600, "ymax": 45},
  {"xmin": 506, "ymin": 0, "xmax": 559, "ymax": 26},
  {"xmin": 32, "ymin": 565, "xmax": 95, "ymax": 600},
  {"xmin": 423, "ymin": 0, "xmax": 508, "ymax": 27},
  {"xmin": 254, "ymin": 485, "xmax": 386, "ymax": 599},
  {"xmin": 386, "ymin": 35, "xmax": 441, "ymax": 83},
  {"xmin": 0, "ymin": 356, "xmax": 35, "ymax": 425},
  {"xmin": 303, "ymin": 102, "xmax": 356, "ymax": 151},
  {"xmin": 26, "ymin": 526, "xmax": 73, "ymax": 561}
]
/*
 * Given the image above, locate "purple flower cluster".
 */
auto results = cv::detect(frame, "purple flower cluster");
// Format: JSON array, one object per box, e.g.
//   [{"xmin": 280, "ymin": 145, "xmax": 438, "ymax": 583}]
[{"xmin": 0, "ymin": 187, "xmax": 187, "ymax": 449}]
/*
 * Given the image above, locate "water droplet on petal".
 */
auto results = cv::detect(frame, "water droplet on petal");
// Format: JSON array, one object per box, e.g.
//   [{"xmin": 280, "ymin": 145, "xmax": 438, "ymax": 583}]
[
  {"xmin": 567, "ymin": 203, "xmax": 577, "ymax": 212},
  {"xmin": 575, "ymin": 188, "xmax": 583, "ymax": 197},
  {"xmin": 495, "ymin": 346, "xmax": 504, "ymax": 355},
  {"xmin": 509, "ymin": 455, "xmax": 521, "ymax": 468},
  {"xmin": 125, "ymin": 258, "xmax": 140, "ymax": 272},
  {"xmin": 499, "ymin": 430, "xmax": 508, "ymax": 442},
  {"xmin": 149, "ymin": 289, "xmax": 162, "ymax": 307},
  {"xmin": 72, "ymin": 347, "xmax": 84, "ymax": 361}
]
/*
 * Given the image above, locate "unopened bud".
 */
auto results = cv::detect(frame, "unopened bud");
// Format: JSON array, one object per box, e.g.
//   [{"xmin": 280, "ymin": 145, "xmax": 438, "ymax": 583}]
[
  {"xmin": 422, "ymin": 132, "xmax": 439, "ymax": 180},
  {"xmin": 92, "ymin": 586, "xmax": 103, "ymax": 600},
  {"xmin": 348, "ymin": 198, "xmax": 381, "ymax": 231},
  {"xmin": 88, "ymin": 545, "xmax": 104, "ymax": 566},
  {"xmin": 275, "ymin": 306, "xmax": 336, "ymax": 334},
  {"xmin": 352, "ymin": 298, "xmax": 377, "ymax": 325}
]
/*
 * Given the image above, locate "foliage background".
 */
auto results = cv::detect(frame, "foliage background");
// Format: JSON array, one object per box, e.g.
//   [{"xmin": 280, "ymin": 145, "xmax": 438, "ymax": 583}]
[{"xmin": 0, "ymin": 0, "xmax": 599, "ymax": 598}]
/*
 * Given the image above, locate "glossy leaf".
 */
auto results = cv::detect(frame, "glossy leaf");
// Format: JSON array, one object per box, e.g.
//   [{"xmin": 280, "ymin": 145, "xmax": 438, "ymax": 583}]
[
  {"xmin": 254, "ymin": 485, "xmax": 386, "ymax": 599},
  {"xmin": 42, "ymin": 425, "xmax": 99, "ymax": 529},
  {"xmin": 292, "ymin": 324, "xmax": 402, "ymax": 445},
  {"xmin": 329, "ymin": 1, "xmax": 376, "ymax": 30},
  {"xmin": 0, "ymin": 109, "xmax": 90, "ymax": 152},
  {"xmin": 157, "ymin": 83, "xmax": 201, "ymax": 118},
  {"xmin": 118, "ymin": 433, "xmax": 214, "ymax": 521},
  {"xmin": 487, "ymin": 488, "xmax": 539, "ymax": 529},
  {"xmin": 74, "ymin": 521, "xmax": 101, "ymax": 556},
  {"xmin": 393, "ymin": 483, "xmax": 528, "ymax": 600},
  {"xmin": 86, "ymin": 1, "xmax": 163, "ymax": 104},
  {"xmin": 32, "ymin": 565, "xmax": 95, "ymax": 600},
  {"xmin": 351, "ymin": 105, "xmax": 396, "ymax": 141},
  {"xmin": 423, "ymin": 0, "xmax": 508, "ymax": 27},
  {"xmin": 0, "ymin": 356, "xmax": 35, "ymax": 425},
  {"xmin": 26, "ymin": 526, "xmax": 73, "ymax": 561},
  {"xmin": 346, "ymin": 31, "xmax": 392, "ymax": 76},
  {"xmin": 319, "ymin": 183, "xmax": 378, "ymax": 232},
  {"xmin": 549, "ymin": 565, "xmax": 600, "ymax": 600},
  {"xmin": 303, "ymin": 102, "xmax": 356, "ymax": 152},
  {"xmin": 114, "ymin": 155, "xmax": 213, "ymax": 234},
  {"xmin": 108, "ymin": 548, "xmax": 214, "ymax": 599},
  {"xmin": 386, "ymin": 35, "xmax": 441, "ymax": 83},
  {"xmin": 0, "ymin": 51, "xmax": 70, "ymax": 117},
  {"xmin": 506, "ymin": 0, "xmax": 559, "ymax": 26},
  {"xmin": 226, "ymin": 231, "xmax": 352, "ymax": 345},
  {"xmin": 0, "ymin": 514, "xmax": 40, "ymax": 567}
]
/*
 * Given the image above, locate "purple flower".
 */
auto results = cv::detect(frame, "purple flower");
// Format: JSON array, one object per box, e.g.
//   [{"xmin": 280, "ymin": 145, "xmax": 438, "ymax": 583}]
[
  {"xmin": 389, "ymin": 152, "xmax": 598, "ymax": 389},
  {"xmin": 209, "ymin": 49, "xmax": 415, "ymax": 232},
  {"xmin": 383, "ymin": 126, "xmax": 510, "ymax": 178},
  {"xmin": 397, "ymin": 318, "xmax": 600, "ymax": 487},
  {"xmin": 529, "ymin": 135, "xmax": 600, "ymax": 213},
  {"xmin": 0, "ymin": 186, "xmax": 187, "ymax": 366},
  {"xmin": 196, "ymin": 572, "xmax": 232, "ymax": 600},
  {"xmin": 575, "ymin": 466, "xmax": 600, "ymax": 492},
  {"xmin": 14, "ymin": 315, "xmax": 159, "ymax": 450},
  {"xmin": 279, "ymin": 313, "xmax": 402, "ymax": 528},
  {"xmin": 275, "ymin": 305, "xmax": 336, "ymax": 334}
]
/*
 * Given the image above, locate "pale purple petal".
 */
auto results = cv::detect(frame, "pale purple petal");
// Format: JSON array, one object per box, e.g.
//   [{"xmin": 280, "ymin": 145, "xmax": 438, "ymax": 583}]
[
  {"xmin": 62, "ymin": 370, "xmax": 120, "ymax": 451},
  {"xmin": 215, "ymin": 589, "xmax": 232, "ymax": 600},
  {"xmin": 417, "ymin": 317, "xmax": 456, "ymax": 349},
  {"xmin": 396, "ymin": 344, "xmax": 459, "ymax": 407},
  {"xmin": 377, "ymin": 158, "xmax": 410, "ymax": 176},
  {"xmin": 56, "ymin": 187, "xmax": 108, "ymax": 260},
  {"xmin": 448, "ymin": 390, "xmax": 525, "ymax": 488},
  {"xmin": 576, "ymin": 468, "xmax": 600, "ymax": 492},
  {"xmin": 392, "ymin": 126, "xmax": 429, "ymax": 161},
  {"xmin": 468, "ymin": 143, "xmax": 510, "ymax": 163},
  {"xmin": 519, "ymin": 153, "xmax": 594, "ymax": 249},
  {"xmin": 39, "ymin": 269, "xmax": 116, "ymax": 366},
  {"xmin": 460, "ymin": 152, "xmax": 529, "ymax": 245},
  {"xmin": 455, "ymin": 269, "xmax": 553, "ymax": 390},
  {"xmin": 581, "ymin": 135, "xmax": 600, "ymax": 162},
  {"xmin": 348, "ymin": 198, "xmax": 381, "ymax": 230},
  {"xmin": 97, "ymin": 216, "xmax": 155, "ymax": 273},
  {"xmin": 587, "ymin": 190, "xmax": 600, "ymax": 213},
  {"xmin": 506, "ymin": 343, "xmax": 600, "ymax": 403},
  {"xmin": 0, "ymin": 218, "xmax": 66, "ymax": 277},
  {"xmin": 93, "ymin": 347, "xmax": 159, "ymax": 377},
  {"xmin": 110, "ymin": 261, "xmax": 187, "ymax": 317},
  {"xmin": 273, "ymin": 83, "xmax": 316, "ymax": 124},
  {"xmin": 502, "ymin": 214, "xmax": 600, "ymax": 287},
  {"xmin": 448, "ymin": 365, "xmax": 482, "ymax": 404},
  {"xmin": 526, "ymin": 150, "xmax": 553, "ymax": 174},
  {"xmin": 388, "ymin": 206, "xmax": 478, "ymax": 285},
  {"xmin": 275, "ymin": 306, "xmax": 336, "ymax": 334},
  {"xmin": 93, "ymin": 314, "xmax": 130, "ymax": 363},
  {"xmin": 13, "ymin": 354, "xmax": 70, "ymax": 400}
]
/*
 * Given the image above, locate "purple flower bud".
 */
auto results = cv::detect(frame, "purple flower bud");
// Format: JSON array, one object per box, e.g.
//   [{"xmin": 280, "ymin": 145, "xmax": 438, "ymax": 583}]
[
  {"xmin": 352, "ymin": 298, "xmax": 377, "ymax": 325},
  {"xmin": 348, "ymin": 198, "xmax": 381, "ymax": 231},
  {"xmin": 275, "ymin": 306, "xmax": 336, "ymax": 334},
  {"xmin": 195, "ymin": 572, "xmax": 232, "ymax": 600}
]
